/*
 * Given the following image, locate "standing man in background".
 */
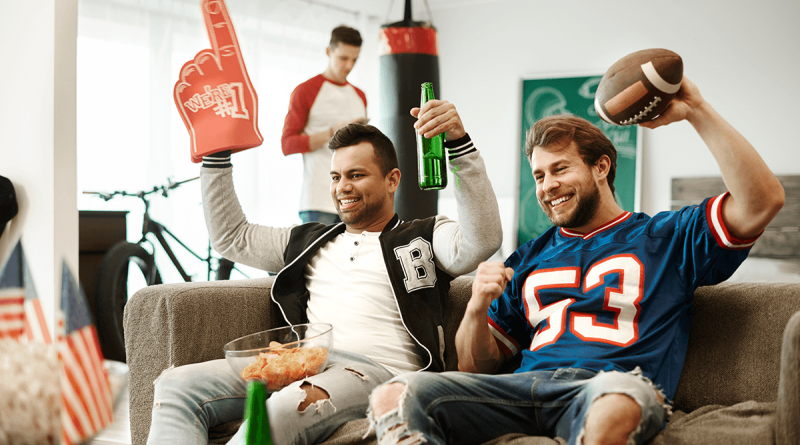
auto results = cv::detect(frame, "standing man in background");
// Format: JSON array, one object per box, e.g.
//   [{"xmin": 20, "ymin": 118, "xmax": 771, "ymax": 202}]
[{"xmin": 281, "ymin": 25, "xmax": 368, "ymax": 224}]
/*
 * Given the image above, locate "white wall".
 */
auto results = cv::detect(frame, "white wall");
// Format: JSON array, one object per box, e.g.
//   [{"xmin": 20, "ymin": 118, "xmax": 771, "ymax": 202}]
[
  {"xmin": 1, "ymin": 0, "xmax": 797, "ymax": 300},
  {"xmin": 0, "ymin": 0, "xmax": 78, "ymax": 338},
  {"xmin": 430, "ymin": 0, "xmax": 800, "ymax": 254}
]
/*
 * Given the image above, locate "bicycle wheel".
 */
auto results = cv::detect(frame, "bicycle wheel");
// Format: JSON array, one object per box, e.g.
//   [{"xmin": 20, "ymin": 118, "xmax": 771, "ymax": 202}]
[
  {"xmin": 215, "ymin": 257, "xmax": 235, "ymax": 280},
  {"xmin": 94, "ymin": 241, "xmax": 161, "ymax": 362}
]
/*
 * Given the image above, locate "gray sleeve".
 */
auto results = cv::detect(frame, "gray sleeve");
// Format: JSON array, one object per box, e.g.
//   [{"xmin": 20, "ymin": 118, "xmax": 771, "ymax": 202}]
[
  {"xmin": 200, "ymin": 166, "xmax": 292, "ymax": 273},
  {"xmin": 432, "ymin": 135, "xmax": 503, "ymax": 276}
]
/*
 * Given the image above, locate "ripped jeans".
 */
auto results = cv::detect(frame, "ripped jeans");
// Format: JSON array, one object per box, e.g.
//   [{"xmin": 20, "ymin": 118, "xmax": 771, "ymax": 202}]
[
  {"xmin": 368, "ymin": 368, "xmax": 669, "ymax": 445},
  {"xmin": 147, "ymin": 349, "xmax": 394, "ymax": 445}
]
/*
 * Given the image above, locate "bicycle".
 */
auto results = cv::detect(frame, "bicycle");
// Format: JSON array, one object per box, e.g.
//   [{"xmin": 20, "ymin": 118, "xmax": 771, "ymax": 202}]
[{"xmin": 84, "ymin": 177, "xmax": 246, "ymax": 362}]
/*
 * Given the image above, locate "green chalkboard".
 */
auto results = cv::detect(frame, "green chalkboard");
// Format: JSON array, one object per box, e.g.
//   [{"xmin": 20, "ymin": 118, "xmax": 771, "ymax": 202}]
[{"xmin": 516, "ymin": 74, "xmax": 641, "ymax": 247}]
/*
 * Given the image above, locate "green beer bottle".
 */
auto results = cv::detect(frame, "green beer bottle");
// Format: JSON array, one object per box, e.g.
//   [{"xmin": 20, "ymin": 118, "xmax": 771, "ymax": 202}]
[
  {"xmin": 243, "ymin": 380, "xmax": 274, "ymax": 445},
  {"xmin": 417, "ymin": 82, "xmax": 448, "ymax": 190}
]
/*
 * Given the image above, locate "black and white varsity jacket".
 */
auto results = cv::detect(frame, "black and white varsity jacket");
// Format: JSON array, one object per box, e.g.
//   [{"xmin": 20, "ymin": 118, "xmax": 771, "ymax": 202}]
[
  {"xmin": 200, "ymin": 135, "xmax": 503, "ymax": 372},
  {"xmin": 273, "ymin": 215, "xmax": 455, "ymax": 372}
]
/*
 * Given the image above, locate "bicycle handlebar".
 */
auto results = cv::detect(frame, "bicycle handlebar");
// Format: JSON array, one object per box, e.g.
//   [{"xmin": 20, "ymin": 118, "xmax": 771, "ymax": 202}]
[{"xmin": 83, "ymin": 176, "xmax": 199, "ymax": 201}]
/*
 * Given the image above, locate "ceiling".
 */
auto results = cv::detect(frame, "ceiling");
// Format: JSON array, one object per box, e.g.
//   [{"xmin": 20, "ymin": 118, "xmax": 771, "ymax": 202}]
[{"xmin": 302, "ymin": 0, "xmax": 501, "ymax": 24}]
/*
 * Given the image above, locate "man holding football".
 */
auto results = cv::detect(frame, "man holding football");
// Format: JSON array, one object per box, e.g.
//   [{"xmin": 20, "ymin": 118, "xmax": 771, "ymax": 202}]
[{"xmin": 366, "ymin": 77, "xmax": 784, "ymax": 445}]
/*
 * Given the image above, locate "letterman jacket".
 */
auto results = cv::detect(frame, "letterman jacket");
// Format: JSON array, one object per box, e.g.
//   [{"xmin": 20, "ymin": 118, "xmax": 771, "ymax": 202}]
[{"xmin": 200, "ymin": 134, "xmax": 502, "ymax": 372}]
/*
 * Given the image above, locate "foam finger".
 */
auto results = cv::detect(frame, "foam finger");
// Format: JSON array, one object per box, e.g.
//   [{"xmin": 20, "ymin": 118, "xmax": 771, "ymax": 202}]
[{"xmin": 202, "ymin": 0, "xmax": 241, "ymax": 58}]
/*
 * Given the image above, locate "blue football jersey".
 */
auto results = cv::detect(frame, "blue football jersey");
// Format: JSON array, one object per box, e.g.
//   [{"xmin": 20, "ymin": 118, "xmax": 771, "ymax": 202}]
[{"xmin": 489, "ymin": 193, "xmax": 757, "ymax": 399}]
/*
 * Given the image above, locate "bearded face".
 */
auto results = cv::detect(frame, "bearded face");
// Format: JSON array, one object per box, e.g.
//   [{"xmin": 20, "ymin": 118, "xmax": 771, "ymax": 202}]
[{"xmin": 539, "ymin": 175, "xmax": 601, "ymax": 229}]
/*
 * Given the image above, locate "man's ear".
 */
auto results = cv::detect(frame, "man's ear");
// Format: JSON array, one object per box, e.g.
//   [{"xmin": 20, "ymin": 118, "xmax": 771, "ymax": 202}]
[
  {"xmin": 326, "ymin": 46, "xmax": 331, "ymax": 57},
  {"xmin": 594, "ymin": 155, "xmax": 611, "ymax": 181},
  {"xmin": 387, "ymin": 168, "xmax": 401, "ymax": 193}
]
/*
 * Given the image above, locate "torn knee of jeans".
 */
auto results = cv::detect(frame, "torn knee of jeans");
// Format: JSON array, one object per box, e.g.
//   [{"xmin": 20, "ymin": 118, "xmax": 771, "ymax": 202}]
[
  {"xmin": 345, "ymin": 366, "xmax": 369, "ymax": 381},
  {"xmin": 365, "ymin": 382, "xmax": 411, "ymax": 440},
  {"xmin": 578, "ymin": 419, "xmax": 642, "ymax": 445},
  {"xmin": 626, "ymin": 367, "xmax": 673, "ymax": 418},
  {"xmin": 370, "ymin": 382, "xmax": 409, "ymax": 420},
  {"xmin": 376, "ymin": 421, "xmax": 427, "ymax": 445},
  {"xmin": 580, "ymin": 393, "xmax": 643, "ymax": 445},
  {"xmin": 297, "ymin": 381, "xmax": 335, "ymax": 414}
]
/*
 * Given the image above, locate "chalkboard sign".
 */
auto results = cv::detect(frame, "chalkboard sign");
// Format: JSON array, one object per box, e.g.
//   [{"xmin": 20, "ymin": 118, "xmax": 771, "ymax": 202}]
[{"xmin": 516, "ymin": 74, "xmax": 642, "ymax": 247}]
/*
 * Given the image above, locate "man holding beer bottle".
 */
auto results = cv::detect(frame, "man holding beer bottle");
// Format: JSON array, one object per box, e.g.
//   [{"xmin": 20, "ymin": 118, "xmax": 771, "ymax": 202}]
[{"xmin": 148, "ymin": 97, "xmax": 504, "ymax": 444}]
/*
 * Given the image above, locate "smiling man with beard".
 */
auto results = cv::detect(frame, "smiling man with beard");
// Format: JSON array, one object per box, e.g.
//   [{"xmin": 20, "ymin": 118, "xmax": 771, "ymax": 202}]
[
  {"xmin": 145, "ymin": 99, "xmax": 503, "ymax": 445},
  {"xmin": 367, "ymin": 77, "xmax": 785, "ymax": 445}
]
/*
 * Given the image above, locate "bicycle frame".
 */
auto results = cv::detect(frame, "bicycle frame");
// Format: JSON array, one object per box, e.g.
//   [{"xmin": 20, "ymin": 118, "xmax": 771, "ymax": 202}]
[{"xmin": 138, "ymin": 198, "xmax": 217, "ymax": 282}]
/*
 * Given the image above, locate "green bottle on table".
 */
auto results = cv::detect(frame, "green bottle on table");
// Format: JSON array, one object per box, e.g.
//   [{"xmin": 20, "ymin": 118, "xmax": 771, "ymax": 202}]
[
  {"xmin": 244, "ymin": 380, "xmax": 273, "ymax": 445},
  {"xmin": 416, "ymin": 82, "xmax": 448, "ymax": 191}
]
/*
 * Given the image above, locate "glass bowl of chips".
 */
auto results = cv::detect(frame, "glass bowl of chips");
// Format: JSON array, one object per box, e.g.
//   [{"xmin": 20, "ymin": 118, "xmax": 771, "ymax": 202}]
[{"xmin": 223, "ymin": 323, "xmax": 333, "ymax": 391}]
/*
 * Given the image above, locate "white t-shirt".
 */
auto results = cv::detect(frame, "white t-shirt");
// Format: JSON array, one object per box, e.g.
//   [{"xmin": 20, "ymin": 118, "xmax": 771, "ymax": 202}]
[{"xmin": 304, "ymin": 230, "xmax": 425, "ymax": 375}]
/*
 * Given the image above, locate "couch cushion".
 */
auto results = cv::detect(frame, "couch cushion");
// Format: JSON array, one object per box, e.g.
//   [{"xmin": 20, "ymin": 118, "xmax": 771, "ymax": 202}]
[{"xmin": 673, "ymin": 282, "xmax": 800, "ymax": 411}]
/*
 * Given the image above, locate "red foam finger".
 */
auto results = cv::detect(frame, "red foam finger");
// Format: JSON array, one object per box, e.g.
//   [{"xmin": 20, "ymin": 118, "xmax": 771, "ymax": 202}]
[
  {"xmin": 173, "ymin": 0, "xmax": 263, "ymax": 163},
  {"xmin": 202, "ymin": 0, "xmax": 239, "ymax": 56}
]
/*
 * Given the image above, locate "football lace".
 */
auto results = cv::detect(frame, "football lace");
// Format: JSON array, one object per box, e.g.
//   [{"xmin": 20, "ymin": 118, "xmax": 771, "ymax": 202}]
[{"xmin": 620, "ymin": 96, "xmax": 662, "ymax": 125}]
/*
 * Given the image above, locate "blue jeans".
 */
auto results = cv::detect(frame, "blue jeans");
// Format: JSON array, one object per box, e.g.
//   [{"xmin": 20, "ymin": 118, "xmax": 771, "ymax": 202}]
[
  {"xmin": 147, "ymin": 350, "xmax": 394, "ymax": 445},
  {"xmin": 298, "ymin": 211, "xmax": 341, "ymax": 225},
  {"xmin": 368, "ymin": 368, "xmax": 669, "ymax": 445}
]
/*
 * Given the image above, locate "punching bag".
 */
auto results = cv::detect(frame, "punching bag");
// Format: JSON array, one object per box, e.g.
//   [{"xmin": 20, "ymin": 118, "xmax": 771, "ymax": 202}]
[{"xmin": 379, "ymin": 0, "xmax": 440, "ymax": 221}]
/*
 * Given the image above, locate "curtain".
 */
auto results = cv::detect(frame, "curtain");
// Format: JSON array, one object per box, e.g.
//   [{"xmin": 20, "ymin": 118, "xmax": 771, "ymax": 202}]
[{"xmin": 76, "ymin": 0, "xmax": 382, "ymax": 282}]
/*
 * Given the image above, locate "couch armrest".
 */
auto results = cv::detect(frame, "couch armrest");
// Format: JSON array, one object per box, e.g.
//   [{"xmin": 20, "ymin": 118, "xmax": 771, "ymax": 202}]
[
  {"xmin": 123, "ymin": 277, "xmax": 277, "ymax": 445},
  {"xmin": 777, "ymin": 310, "xmax": 800, "ymax": 445},
  {"xmin": 674, "ymin": 281, "xmax": 800, "ymax": 411}
]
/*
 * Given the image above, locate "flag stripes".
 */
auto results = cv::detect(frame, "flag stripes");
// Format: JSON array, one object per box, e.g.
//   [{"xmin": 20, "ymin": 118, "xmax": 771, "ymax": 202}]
[
  {"xmin": 58, "ymin": 325, "xmax": 113, "ymax": 445},
  {"xmin": 24, "ymin": 297, "xmax": 51, "ymax": 343},
  {"xmin": 61, "ymin": 372, "xmax": 85, "ymax": 444},
  {"xmin": 0, "ymin": 291, "xmax": 24, "ymax": 339}
]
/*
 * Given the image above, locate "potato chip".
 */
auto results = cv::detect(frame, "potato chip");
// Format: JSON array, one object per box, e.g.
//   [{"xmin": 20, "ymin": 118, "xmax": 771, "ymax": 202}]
[{"xmin": 240, "ymin": 341, "xmax": 328, "ymax": 390}]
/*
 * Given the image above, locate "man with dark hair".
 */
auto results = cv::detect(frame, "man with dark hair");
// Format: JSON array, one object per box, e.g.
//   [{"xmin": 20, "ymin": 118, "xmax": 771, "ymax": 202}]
[
  {"xmin": 328, "ymin": 122, "xmax": 399, "ymax": 177},
  {"xmin": 281, "ymin": 25, "xmax": 369, "ymax": 225},
  {"xmin": 367, "ymin": 77, "xmax": 785, "ymax": 445},
  {"xmin": 146, "ymin": 100, "xmax": 503, "ymax": 444},
  {"xmin": 330, "ymin": 25, "xmax": 363, "ymax": 48}
]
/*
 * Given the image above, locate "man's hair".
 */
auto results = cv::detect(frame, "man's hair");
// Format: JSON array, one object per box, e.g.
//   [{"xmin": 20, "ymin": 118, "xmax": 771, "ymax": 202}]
[
  {"xmin": 525, "ymin": 114, "xmax": 618, "ymax": 195},
  {"xmin": 329, "ymin": 123, "xmax": 399, "ymax": 176},
  {"xmin": 330, "ymin": 25, "xmax": 362, "ymax": 48}
]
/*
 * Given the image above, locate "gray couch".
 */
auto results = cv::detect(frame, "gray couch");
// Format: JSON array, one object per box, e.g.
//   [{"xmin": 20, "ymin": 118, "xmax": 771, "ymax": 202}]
[{"xmin": 124, "ymin": 277, "xmax": 800, "ymax": 445}]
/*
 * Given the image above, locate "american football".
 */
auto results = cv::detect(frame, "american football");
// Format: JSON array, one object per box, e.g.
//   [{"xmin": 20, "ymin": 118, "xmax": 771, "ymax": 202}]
[{"xmin": 595, "ymin": 48, "xmax": 683, "ymax": 126}]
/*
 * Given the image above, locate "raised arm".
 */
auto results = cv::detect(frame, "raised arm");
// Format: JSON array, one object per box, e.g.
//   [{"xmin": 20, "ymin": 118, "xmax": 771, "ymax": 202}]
[
  {"xmin": 456, "ymin": 262, "xmax": 514, "ymax": 373},
  {"xmin": 413, "ymin": 100, "xmax": 504, "ymax": 275},
  {"xmin": 641, "ymin": 77, "xmax": 784, "ymax": 239},
  {"xmin": 200, "ymin": 152, "xmax": 292, "ymax": 272}
]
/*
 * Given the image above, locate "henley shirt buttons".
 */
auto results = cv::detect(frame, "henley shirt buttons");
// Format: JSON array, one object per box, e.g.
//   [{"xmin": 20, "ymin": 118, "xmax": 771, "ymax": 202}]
[
  {"xmin": 350, "ymin": 257, "xmax": 355, "ymax": 262},
  {"xmin": 355, "ymin": 241, "xmax": 359, "ymax": 246}
]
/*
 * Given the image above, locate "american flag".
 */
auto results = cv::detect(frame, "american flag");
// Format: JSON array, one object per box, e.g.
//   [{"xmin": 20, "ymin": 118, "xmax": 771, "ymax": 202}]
[
  {"xmin": 0, "ymin": 242, "xmax": 25, "ymax": 339},
  {"xmin": 22, "ymin": 245, "xmax": 51, "ymax": 344},
  {"xmin": 0, "ymin": 242, "xmax": 52, "ymax": 343},
  {"xmin": 59, "ymin": 260, "xmax": 114, "ymax": 445},
  {"xmin": 0, "ymin": 240, "xmax": 49, "ymax": 344}
]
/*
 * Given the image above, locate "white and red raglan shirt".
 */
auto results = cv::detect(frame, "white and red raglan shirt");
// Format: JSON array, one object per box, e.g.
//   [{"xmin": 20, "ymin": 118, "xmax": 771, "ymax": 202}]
[
  {"xmin": 488, "ymin": 192, "xmax": 758, "ymax": 400},
  {"xmin": 281, "ymin": 74, "xmax": 367, "ymax": 214}
]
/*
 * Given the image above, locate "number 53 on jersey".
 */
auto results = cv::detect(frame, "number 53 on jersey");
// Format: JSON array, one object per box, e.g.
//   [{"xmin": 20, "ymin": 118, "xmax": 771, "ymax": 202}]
[{"xmin": 522, "ymin": 254, "xmax": 644, "ymax": 351}]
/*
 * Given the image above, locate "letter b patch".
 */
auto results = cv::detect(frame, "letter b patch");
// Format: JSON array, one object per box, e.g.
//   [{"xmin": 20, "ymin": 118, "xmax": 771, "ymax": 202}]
[{"xmin": 394, "ymin": 237, "xmax": 437, "ymax": 292}]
